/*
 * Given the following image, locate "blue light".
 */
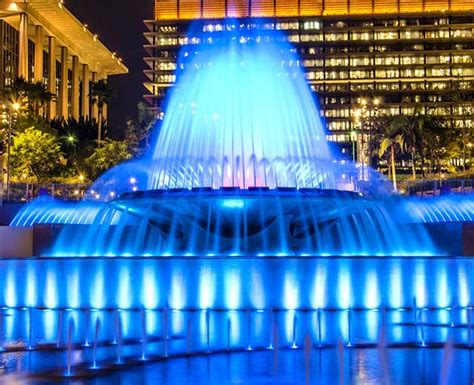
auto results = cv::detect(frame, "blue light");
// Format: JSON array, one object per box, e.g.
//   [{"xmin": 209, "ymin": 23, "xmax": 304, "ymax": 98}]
[{"xmin": 221, "ymin": 199, "xmax": 245, "ymax": 209}]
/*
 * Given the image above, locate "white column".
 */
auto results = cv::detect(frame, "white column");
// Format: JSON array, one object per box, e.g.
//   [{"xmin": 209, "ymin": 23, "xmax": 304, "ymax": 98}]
[
  {"xmin": 81, "ymin": 64, "xmax": 90, "ymax": 118},
  {"xmin": 34, "ymin": 25, "xmax": 44, "ymax": 83},
  {"xmin": 59, "ymin": 46, "xmax": 69, "ymax": 117},
  {"xmin": 71, "ymin": 55, "xmax": 80, "ymax": 119},
  {"xmin": 47, "ymin": 36, "xmax": 57, "ymax": 118},
  {"xmin": 91, "ymin": 71, "xmax": 99, "ymax": 121},
  {"xmin": 102, "ymin": 75, "xmax": 108, "ymax": 122},
  {"xmin": 18, "ymin": 13, "xmax": 29, "ymax": 80}
]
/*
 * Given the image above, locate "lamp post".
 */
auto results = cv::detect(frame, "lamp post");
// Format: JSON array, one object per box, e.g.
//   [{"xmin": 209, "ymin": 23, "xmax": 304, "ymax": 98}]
[
  {"xmin": 350, "ymin": 130, "xmax": 357, "ymax": 162},
  {"xmin": 352, "ymin": 97, "xmax": 380, "ymax": 182},
  {"xmin": 468, "ymin": 142, "xmax": 473, "ymax": 171},
  {"xmin": 1, "ymin": 102, "xmax": 20, "ymax": 202}
]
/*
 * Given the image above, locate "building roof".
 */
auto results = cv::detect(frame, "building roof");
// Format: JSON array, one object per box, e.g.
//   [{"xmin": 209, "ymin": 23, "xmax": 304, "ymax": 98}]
[
  {"xmin": 0, "ymin": 0, "xmax": 128, "ymax": 76},
  {"xmin": 155, "ymin": 0, "xmax": 474, "ymax": 20}
]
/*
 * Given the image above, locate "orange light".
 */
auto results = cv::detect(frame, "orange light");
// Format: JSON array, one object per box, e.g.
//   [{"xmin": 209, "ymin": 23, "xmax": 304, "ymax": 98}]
[{"xmin": 155, "ymin": 0, "xmax": 474, "ymax": 20}]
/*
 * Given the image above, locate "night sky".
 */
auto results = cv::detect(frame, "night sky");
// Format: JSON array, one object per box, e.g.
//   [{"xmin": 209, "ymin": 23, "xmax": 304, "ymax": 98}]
[{"xmin": 66, "ymin": 0, "xmax": 154, "ymax": 135}]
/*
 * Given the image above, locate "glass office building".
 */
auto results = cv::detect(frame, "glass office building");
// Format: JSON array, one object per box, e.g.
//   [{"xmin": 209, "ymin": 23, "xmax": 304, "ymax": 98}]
[{"xmin": 144, "ymin": 0, "xmax": 474, "ymax": 156}]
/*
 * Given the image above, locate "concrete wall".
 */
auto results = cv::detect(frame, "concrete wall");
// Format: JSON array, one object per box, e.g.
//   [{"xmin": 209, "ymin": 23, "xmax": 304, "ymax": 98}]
[
  {"xmin": 0, "ymin": 227, "xmax": 33, "ymax": 258},
  {"xmin": 0, "ymin": 222, "xmax": 472, "ymax": 258},
  {"xmin": 463, "ymin": 223, "xmax": 474, "ymax": 257},
  {"xmin": 0, "ymin": 203, "xmax": 24, "ymax": 226}
]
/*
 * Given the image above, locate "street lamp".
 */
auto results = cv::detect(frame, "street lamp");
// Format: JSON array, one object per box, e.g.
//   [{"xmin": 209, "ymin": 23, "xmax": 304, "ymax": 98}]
[
  {"xmin": 1, "ymin": 102, "xmax": 20, "ymax": 202},
  {"xmin": 468, "ymin": 142, "xmax": 473, "ymax": 171},
  {"xmin": 352, "ymin": 97, "xmax": 381, "ymax": 182},
  {"xmin": 350, "ymin": 130, "xmax": 357, "ymax": 162}
]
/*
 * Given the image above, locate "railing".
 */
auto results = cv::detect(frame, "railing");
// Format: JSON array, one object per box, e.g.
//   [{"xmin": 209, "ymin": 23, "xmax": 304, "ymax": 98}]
[
  {"xmin": 0, "ymin": 183, "xmax": 90, "ymax": 203},
  {"xmin": 0, "ymin": 179, "xmax": 473, "ymax": 203},
  {"xmin": 403, "ymin": 179, "xmax": 474, "ymax": 197}
]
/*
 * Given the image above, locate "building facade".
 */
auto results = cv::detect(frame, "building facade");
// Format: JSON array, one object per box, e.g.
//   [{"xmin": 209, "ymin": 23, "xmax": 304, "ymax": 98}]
[
  {"xmin": 0, "ymin": 0, "xmax": 128, "ymax": 121},
  {"xmin": 144, "ymin": 0, "xmax": 474, "ymax": 158}
]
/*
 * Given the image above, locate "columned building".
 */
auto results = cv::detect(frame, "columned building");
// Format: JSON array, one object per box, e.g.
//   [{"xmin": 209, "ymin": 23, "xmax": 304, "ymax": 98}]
[
  {"xmin": 144, "ymin": 0, "xmax": 474, "ymax": 157},
  {"xmin": 0, "ymin": 0, "xmax": 128, "ymax": 120}
]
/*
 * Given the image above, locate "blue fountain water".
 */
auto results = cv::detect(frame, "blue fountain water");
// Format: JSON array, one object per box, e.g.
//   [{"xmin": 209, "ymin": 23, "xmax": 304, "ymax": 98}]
[
  {"xmin": 150, "ymin": 28, "xmax": 333, "ymax": 190},
  {"xmin": 10, "ymin": 26, "xmax": 450, "ymax": 257},
  {"xmin": 1, "ymin": 22, "xmax": 474, "ymax": 383}
]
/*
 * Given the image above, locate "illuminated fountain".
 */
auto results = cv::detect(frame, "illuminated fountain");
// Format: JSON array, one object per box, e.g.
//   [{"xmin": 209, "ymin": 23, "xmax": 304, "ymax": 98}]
[
  {"xmin": 2, "ymin": 24, "xmax": 474, "ymax": 382},
  {"xmin": 12, "ymin": 27, "xmax": 437, "ymax": 257}
]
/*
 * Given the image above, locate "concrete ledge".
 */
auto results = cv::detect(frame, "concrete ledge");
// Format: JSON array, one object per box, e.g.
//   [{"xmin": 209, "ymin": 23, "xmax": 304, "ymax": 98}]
[
  {"xmin": 0, "ymin": 227, "xmax": 33, "ymax": 258},
  {"xmin": 0, "ymin": 222, "xmax": 472, "ymax": 258},
  {"xmin": 463, "ymin": 223, "xmax": 474, "ymax": 257}
]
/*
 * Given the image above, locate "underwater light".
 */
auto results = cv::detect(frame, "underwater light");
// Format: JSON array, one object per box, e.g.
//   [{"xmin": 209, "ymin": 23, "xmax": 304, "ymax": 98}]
[{"xmin": 221, "ymin": 199, "xmax": 245, "ymax": 209}]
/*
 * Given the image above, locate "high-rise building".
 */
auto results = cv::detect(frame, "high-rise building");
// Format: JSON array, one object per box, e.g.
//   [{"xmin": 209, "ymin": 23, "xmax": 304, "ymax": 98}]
[
  {"xmin": 0, "ymin": 0, "xmax": 128, "ymax": 120},
  {"xmin": 144, "ymin": 0, "xmax": 473, "ymax": 157}
]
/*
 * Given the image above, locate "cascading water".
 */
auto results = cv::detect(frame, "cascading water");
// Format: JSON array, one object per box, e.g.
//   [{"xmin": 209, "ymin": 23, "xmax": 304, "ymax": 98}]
[
  {"xmin": 10, "ymin": 26, "xmax": 447, "ymax": 257},
  {"xmin": 2, "ymin": 21, "xmax": 473, "ymax": 383},
  {"xmin": 150, "ymin": 28, "xmax": 333, "ymax": 190}
]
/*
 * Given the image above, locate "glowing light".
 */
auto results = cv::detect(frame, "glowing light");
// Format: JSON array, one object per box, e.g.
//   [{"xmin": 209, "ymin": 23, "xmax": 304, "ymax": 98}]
[
  {"xmin": 283, "ymin": 271, "xmax": 299, "ymax": 310},
  {"xmin": 117, "ymin": 265, "xmax": 132, "ymax": 309},
  {"xmin": 169, "ymin": 268, "xmax": 186, "ymax": 310},
  {"xmin": 364, "ymin": 270, "xmax": 380, "ymax": 309},
  {"xmin": 225, "ymin": 268, "xmax": 241, "ymax": 309},
  {"xmin": 221, "ymin": 199, "xmax": 245, "ymax": 209},
  {"xmin": 44, "ymin": 268, "xmax": 58, "ymax": 309},
  {"xmin": 310, "ymin": 264, "xmax": 327, "ymax": 309},
  {"xmin": 4, "ymin": 268, "xmax": 17, "ymax": 308},
  {"xmin": 150, "ymin": 27, "xmax": 333, "ymax": 190},
  {"xmin": 198, "ymin": 267, "xmax": 216, "ymax": 309}
]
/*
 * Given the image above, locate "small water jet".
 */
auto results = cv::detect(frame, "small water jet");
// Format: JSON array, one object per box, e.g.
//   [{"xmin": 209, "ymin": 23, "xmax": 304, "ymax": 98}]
[
  {"xmin": 267, "ymin": 308, "xmax": 275, "ymax": 350},
  {"xmin": 140, "ymin": 307, "xmax": 147, "ymax": 360},
  {"xmin": 291, "ymin": 313, "xmax": 298, "ymax": 349},
  {"xmin": 92, "ymin": 318, "xmax": 101, "ymax": 369},
  {"xmin": 227, "ymin": 317, "xmax": 231, "ymax": 351},
  {"xmin": 246, "ymin": 309, "xmax": 252, "ymax": 351},
  {"xmin": 346, "ymin": 309, "xmax": 353, "ymax": 347},
  {"xmin": 66, "ymin": 319, "xmax": 74, "ymax": 377},
  {"xmin": 27, "ymin": 307, "xmax": 33, "ymax": 350},
  {"xmin": 83, "ymin": 308, "xmax": 90, "ymax": 347},
  {"xmin": 116, "ymin": 313, "xmax": 123, "ymax": 364},
  {"xmin": 163, "ymin": 306, "xmax": 169, "ymax": 357},
  {"xmin": 56, "ymin": 309, "xmax": 63, "ymax": 348},
  {"xmin": 317, "ymin": 310, "xmax": 323, "ymax": 347}
]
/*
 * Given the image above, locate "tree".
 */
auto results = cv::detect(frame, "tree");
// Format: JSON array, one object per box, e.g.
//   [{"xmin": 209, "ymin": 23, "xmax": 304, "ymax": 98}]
[
  {"xmin": 89, "ymin": 79, "xmax": 114, "ymax": 145},
  {"xmin": 449, "ymin": 77, "xmax": 473, "ymax": 172},
  {"xmin": 10, "ymin": 127, "xmax": 63, "ymax": 183},
  {"xmin": 2, "ymin": 76, "xmax": 55, "ymax": 117},
  {"xmin": 28, "ymin": 81, "xmax": 55, "ymax": 117},
  {"xmin": 421, "ymin": 114, "xmax": 450, "ymax": 177},
  {"xmin": 378, "ymin": 117, "xmax": 406, "ymax": 191},
  {"xmin": 126, "ymin": 102, "xmax": 156, "ymax": 154},
  {"xmin": 2, "ymin": 76, "xmax": 29, "ymax": 105},
  {"xmin": 85, "ymin": 139, "xmax": 132, "ymax": 180}
]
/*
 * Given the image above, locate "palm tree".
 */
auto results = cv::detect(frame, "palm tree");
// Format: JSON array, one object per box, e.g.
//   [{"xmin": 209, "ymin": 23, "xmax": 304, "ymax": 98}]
[
  {"xmin": 2, "ymin": 77, "xmax": 55, "ymax": 118},
  {"xmin": 2, "ymin": 76, "xmax": 30, "ymax": 110},
  {"xmin": 27, "ymin": 82, "xmax": 55, "ymax": 117},
  {"xmin": 126, "ymin": 102, "xmax": 156, "ymax": 154},
  {"xmin": 418, "ymin": 114, "xmax": 448, "ymax": 177},
  {"xmin": 89, "ymin": 79, "xmax": 114, "ymax": 146},
  {"xmin": 378, "ymin": 116, "xmax": 406, "ymax": 191}
]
